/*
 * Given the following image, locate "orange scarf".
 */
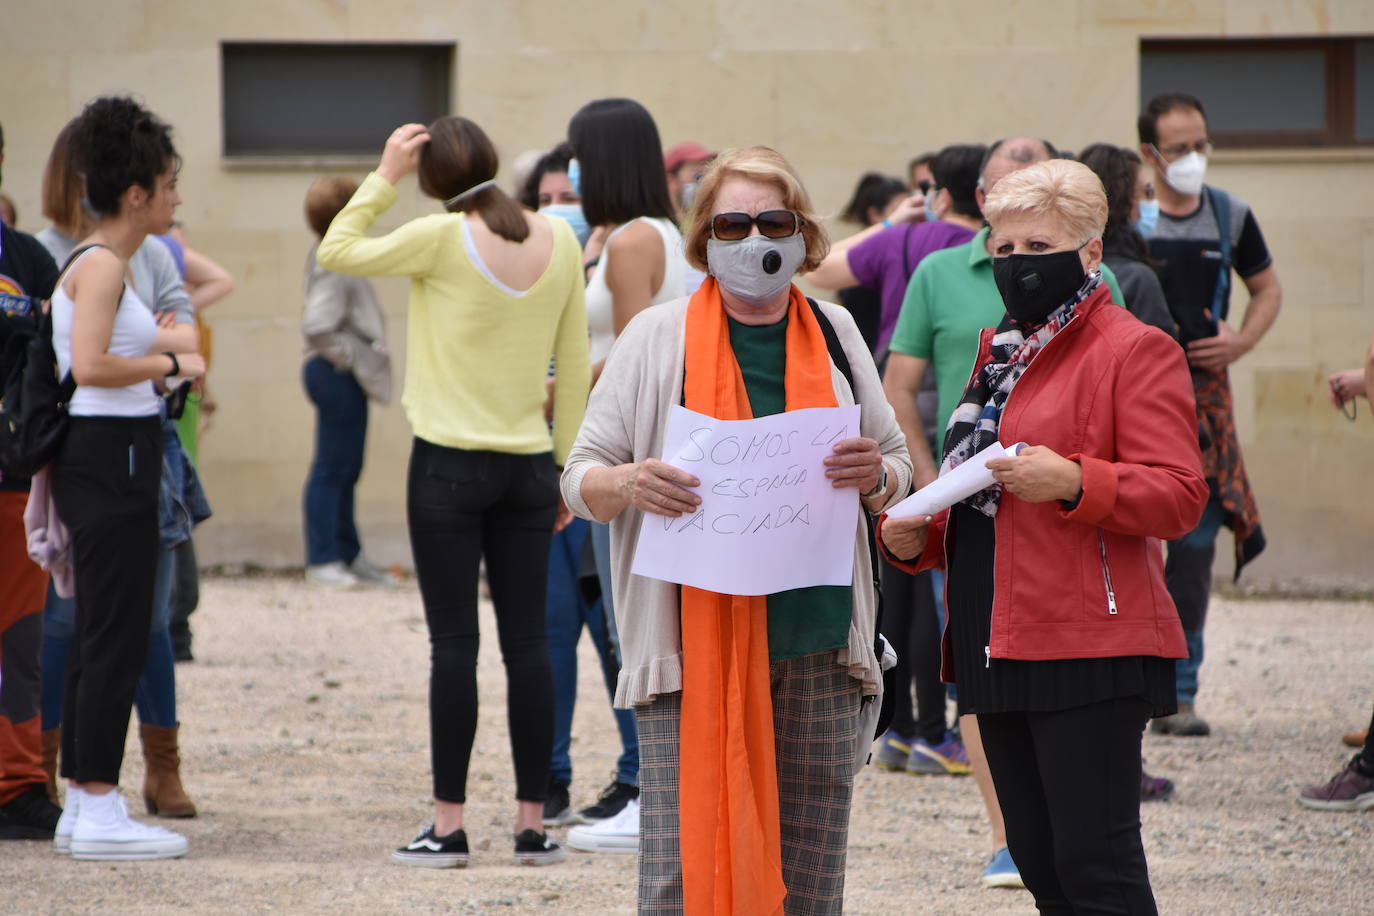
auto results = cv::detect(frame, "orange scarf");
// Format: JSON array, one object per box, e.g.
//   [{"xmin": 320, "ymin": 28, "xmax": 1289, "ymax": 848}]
[{"xmin": 679, "ymin": 277, "xmax": 838, "ymax": 915}]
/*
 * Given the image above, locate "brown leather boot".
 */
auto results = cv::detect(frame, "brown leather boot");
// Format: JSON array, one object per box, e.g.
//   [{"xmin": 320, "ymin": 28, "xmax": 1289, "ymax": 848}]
[
  {"xmin": 41, "ymin": 728, "xmax": 61, "ymax": 804},
  {"xmin": 140, "ymin": 723, "xmax": 197, "ymax": 818}
]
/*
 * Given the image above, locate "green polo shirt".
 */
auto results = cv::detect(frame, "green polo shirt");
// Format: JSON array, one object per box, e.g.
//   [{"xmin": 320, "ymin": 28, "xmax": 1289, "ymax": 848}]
[
  {"xmin": 888, "ymin": 226, "xmax": 1126, "ymax": 437},
  {"xmin": 726, "ymin": 314, "xmax": 852, "ymax": 661}
]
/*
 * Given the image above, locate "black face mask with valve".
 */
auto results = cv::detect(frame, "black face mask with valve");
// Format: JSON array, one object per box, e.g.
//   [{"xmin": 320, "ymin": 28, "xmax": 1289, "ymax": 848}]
[{"xmin": 991, "ymin": 248, "xmax": 1087, "ymax": 326}]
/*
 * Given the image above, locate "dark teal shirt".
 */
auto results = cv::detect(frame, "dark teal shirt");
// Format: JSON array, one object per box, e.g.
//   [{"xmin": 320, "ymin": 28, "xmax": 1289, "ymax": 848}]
[{"xmin": 726, "ymin": 314, "xmax": 853, "ymax": 660}]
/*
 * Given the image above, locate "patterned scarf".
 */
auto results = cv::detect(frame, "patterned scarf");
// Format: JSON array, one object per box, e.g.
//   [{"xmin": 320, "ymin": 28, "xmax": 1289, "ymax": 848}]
[{"xmin": 938, "ymin": 271, "xmax": 1101, "ymax": 516}]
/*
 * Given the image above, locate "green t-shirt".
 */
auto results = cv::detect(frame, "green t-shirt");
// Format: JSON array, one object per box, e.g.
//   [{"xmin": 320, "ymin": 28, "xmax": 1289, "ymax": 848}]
[
  {"xmin": 726, "ymin": 315, "xmax": 852, "ymax": 661},
  {"xmin": 888, "ymin": 226, "xmax": 1127, "ymax": 439}
]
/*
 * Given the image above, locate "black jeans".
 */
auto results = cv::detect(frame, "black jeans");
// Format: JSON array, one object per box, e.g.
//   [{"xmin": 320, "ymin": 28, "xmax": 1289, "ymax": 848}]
[
  {"xmin": 879, "ymin": 563, "xmax": 945, "ymax": 744},
  {"xmin": 979, "ymin": 697, "xmax": 1157, "ymax": 915},
  {"xmin": 407, "ymin": 438, "xmax": 559, "ymax": 804},
  {"xmin": 53, "ymin": 416, "xmax": 162, "ymax": 785}
]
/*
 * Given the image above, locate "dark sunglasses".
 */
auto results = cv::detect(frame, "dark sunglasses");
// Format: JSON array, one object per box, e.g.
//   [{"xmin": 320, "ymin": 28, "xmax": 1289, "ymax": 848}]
[
  {"xmin": 916, "ymin": 179, "xmax": 932, "ymax": 195},
  {"xmin": 710, "ymin": 209, "xmax": 801, "ymax": 241}
]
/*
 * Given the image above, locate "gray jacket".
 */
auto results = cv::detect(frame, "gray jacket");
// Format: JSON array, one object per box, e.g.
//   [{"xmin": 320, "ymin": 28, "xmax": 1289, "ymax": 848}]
[{"xmin": 303, "ymin": 245, "xmax": 391, "ymax": 404}]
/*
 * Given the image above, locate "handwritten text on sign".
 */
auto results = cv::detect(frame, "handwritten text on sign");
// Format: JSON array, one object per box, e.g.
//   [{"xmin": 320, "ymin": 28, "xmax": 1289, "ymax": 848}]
[{"xmin": 631, "ymin": 404, "xmax": 862, "ymax": 596}]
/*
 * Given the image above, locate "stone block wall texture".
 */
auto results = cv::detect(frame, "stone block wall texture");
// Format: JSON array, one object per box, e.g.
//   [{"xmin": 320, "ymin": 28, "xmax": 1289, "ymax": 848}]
[{"xmin": 2, "ymin": 1, "xmax": 1371, "ymax": 586}]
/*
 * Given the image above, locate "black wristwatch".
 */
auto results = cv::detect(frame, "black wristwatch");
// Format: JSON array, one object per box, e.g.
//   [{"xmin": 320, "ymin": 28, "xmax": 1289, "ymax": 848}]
[{"xmin": 163, "ymin": 352, "xmax": 179, "ymax": 377}]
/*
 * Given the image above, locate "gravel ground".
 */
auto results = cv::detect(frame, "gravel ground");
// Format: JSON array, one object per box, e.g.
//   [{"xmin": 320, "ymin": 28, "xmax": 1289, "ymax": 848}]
[{"xmin": 2, "ymin": 577, "xmax": 1370, "ymax": 915}]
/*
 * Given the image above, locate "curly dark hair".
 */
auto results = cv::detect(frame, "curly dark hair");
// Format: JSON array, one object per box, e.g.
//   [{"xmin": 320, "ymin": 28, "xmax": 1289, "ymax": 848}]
[
  {"xmin": 1077, "ymin": 143, "xmax": 1159, "ymax": 268},
  {"xmin": 75, "ymin": 96, "xmax": 178, "ymax": 217},
  {"xmin": 519, "ymin": 141, "xmax": 574, "ymax": 211}
]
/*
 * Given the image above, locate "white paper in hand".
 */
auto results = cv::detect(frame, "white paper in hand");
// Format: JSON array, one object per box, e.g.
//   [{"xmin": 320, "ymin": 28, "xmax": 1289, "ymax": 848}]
[
  {"xmin": 631, "ymin": 404, "xmax": 862, "ymax": 596},
  {"xmin": 885, "ymin": 441, "xmax": 1027, "ymax": 519}
]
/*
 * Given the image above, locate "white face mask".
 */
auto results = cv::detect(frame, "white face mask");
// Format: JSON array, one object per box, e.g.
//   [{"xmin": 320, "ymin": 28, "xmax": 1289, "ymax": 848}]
[
  {"xmin": 1162, "ymin": 150, "xmax": 1207, "ymax": 196},
  {"xmin": 706, "ymin": 234, "xmax": 805, "ymax": 309}
]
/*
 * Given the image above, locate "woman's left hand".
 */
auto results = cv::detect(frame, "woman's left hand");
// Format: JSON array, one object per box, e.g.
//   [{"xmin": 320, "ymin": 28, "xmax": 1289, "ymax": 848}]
[
  {"xmin": 825, "ymin": 437, "xmax": 883, "ymax": 493},
  {"xmin": 377, "ymin": 124, "xmax": 431, "ymax": 185},
  {"xmin": 986, "ymin": 445, "xmax": 1082, "ymax": 504}
]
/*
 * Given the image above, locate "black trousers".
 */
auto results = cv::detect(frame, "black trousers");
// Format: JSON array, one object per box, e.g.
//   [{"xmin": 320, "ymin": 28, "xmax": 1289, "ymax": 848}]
[
  {"xmin": 979, "ymin": 697, "xmax": 1157, "ymax": 916},
  {"xmin": 53, "ymin": 416, "xmax": 162, "ymax": 785},
  {"xmin": 406, "ymin": 438, "xmax": 558, "ymax": 804},
  {"xmin": 879, "ymin": 563, "xmax": 945, "ymax": 743}
]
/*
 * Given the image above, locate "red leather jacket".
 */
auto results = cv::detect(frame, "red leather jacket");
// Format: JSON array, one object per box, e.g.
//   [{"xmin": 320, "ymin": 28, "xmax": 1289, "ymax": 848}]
[{"xmin": 880, "ymin": 285, "xmax": 1206, "ymax": 680}]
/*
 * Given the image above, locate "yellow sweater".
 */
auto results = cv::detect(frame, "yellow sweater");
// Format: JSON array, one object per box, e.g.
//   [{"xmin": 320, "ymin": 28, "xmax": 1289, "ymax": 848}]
[{"xmin": 318, "ymin": 173, "xmax": 590, "ymax": 464}]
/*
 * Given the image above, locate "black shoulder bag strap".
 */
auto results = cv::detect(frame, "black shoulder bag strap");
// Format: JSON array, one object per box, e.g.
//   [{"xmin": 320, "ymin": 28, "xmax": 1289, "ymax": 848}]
[{"xmin": 807, "ymin": 298, "xmax": 891, "ymax": 721}]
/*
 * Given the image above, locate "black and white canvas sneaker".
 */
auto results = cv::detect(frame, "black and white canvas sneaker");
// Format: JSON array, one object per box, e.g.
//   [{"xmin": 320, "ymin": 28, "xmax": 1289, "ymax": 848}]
[
  {"xmin": 578, "ymin": 780, "xmax": 639, "ymax": 823},
  {"xmin": 543, "ymin": 782, "xmax": 577, "ymax": 826},
  {"xmin": 513, "ymin": 828, "xmax": 565, "ymax": 866},
  {"xmin": 392, "ymin": 825, "xmax": 470, "ymax": 868}
]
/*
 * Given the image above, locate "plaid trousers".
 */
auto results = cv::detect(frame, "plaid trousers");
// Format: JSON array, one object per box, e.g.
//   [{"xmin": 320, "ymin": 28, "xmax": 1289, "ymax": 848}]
[{"xmin": 635, "ymin": 651, "xmax": 862, "ymax": 915}]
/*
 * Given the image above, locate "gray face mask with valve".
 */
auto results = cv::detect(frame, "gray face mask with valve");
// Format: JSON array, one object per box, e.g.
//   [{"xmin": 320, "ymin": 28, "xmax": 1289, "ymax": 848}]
[{"xmin": 706, "ymin": 234, "xmax": 806, "ymax": 308}]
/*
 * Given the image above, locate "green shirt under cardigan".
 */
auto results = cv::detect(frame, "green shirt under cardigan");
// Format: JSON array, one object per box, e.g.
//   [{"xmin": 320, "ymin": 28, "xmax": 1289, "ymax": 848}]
[{"xmin": 727, "ymin": 314, "xmax": 853, "ymax": 660}]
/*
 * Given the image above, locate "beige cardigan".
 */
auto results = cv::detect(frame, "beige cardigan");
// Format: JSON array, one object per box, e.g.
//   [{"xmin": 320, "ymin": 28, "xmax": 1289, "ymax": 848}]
[{"xmin": 561, "ymin": 297, "xmax": 912, "ymax": 709}]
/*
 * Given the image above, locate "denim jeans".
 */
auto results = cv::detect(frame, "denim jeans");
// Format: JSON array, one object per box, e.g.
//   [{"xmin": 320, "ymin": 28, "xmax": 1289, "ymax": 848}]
[
  {"xmin": 303, "ymin": 356, "xmax": 367, "ymax": 566},
  {"xmin": 1166, "ymin": 498, "xmax": 1225, "ymax": 704},
  {"xmin": 547, "ymin": 518, "xmax": 639, "ymax": 788}
]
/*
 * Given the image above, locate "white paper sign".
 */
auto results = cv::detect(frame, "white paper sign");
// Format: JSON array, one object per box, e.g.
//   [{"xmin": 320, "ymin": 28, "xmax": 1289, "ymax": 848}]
[
  {"xmin": 631, "ymin": 404, "xmax": 863, "ymax": 596},
  {"xmin": 885, "ymin": 441, "xmax": 1027, "ymax": 519}
]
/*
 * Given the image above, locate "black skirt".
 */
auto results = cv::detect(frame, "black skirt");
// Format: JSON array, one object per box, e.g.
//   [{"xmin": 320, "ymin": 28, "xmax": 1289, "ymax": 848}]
[{"xmin": 946, "ymin": 504, "xmax": 1177, "ymax": 718}]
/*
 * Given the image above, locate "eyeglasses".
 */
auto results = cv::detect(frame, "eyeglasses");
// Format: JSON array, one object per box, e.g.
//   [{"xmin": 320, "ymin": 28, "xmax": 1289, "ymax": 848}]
[
  {"xmin": 710, "ymin": 209, "xmax": 801, "ymax": 241},
  {"xmin": 1154, "ymin": 139, "xmax": 1215, "ymax": 161},
  {"xmin": 915, "ymin": 179, "xmax": 932, "ymax": 195}
]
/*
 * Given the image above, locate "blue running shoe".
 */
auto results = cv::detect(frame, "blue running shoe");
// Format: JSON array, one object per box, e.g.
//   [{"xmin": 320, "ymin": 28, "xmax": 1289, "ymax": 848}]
[
  {"xmin": 907, "ymin": 731, "xmax": 972, "ymax": 775},
  {"xmin": 982, "ymin": 846, "xmax": 1024, "ymax": 889},
  {"xmin": 873, "ymin": 731, "xmax": 913, "ymax": 771}
]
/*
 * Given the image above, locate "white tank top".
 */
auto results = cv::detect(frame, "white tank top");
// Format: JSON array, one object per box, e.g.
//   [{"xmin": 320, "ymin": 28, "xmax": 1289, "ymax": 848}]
[
  {"xmin": 585, "ymin": 217, "xmax": 689, "ymax": 365},
  {"xmin": 52, "ymin": 249, "xmax": 160, "ymax": 417}
]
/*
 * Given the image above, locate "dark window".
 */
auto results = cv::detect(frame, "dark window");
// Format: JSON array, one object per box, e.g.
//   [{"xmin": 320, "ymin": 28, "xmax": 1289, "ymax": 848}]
[
  {"xmin": 1140, "ymin": 37, "xmax": 1374, "ymax": 149},
  {"xmin": 222, "ymin": 42, "xmax": 453, "ymax": 158}
]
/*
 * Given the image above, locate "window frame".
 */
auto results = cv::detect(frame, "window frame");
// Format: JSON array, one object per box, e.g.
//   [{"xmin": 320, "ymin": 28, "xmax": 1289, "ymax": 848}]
[
  {"xmin": 1140, "ymin": 36, "xmax": 1372, "ymax": 150},
  {"xmin": 219, "ymin": 40, "xmax": 456, "ymax": 166}
]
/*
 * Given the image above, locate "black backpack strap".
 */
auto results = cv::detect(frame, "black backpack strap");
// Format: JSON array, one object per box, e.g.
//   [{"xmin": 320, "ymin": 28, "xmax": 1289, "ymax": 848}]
[{"xmin": 48, "ymin": 245, "xmax": 107, "ymax": 397}]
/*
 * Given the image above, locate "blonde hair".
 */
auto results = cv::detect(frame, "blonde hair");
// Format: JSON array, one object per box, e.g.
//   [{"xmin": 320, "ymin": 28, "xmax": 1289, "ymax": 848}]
[
  {"xmin": 682, "ymin": 146, "xmax": 829, "ymax": 274},
  {"xmin": 982, "ymin": 158, "xmax": 1108, "ymax": 245}
]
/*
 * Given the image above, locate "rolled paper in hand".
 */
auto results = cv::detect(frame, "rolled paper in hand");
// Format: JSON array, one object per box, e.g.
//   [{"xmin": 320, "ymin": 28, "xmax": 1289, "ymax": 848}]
[{"xmin": 885, "ymin": 441, "xmax": 1028, "ymax": 519}]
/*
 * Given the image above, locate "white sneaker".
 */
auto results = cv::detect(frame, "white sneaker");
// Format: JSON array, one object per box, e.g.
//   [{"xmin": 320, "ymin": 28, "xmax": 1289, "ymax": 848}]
[
  {"xmin": 70, "ymin": 790, "xmax": 188, "ymax": 861},
  {"xmin": 348, "ymin": 555, "xmax": 399, "ymax": 587},
  {"xmin": 567, "ymin": 797, "xmax": 639, "ymax": 853},
  {"xmin": 53, "ymin": 786, "xmax": 81, "ymax": 854},
  {"xmin": 305, "ymin": 561, "xmax": 360, "ymax": 589}
]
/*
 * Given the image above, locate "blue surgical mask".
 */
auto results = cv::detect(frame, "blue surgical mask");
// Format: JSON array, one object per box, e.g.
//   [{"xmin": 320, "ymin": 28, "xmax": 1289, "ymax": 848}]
[
  {"xmin": 566, "ymin": 159, "xmax": 581, "ymax": 198},
  {"xmin": 1134, "ymin": 199, "xmax": 1159, "ymax": 238},
  {"xmin": 540, "ymin": 203, "xmax": 591, "ymax": 248},
  {"xmin": 923, "ymin": 187, "xmax": 940, "ymax": 223}
]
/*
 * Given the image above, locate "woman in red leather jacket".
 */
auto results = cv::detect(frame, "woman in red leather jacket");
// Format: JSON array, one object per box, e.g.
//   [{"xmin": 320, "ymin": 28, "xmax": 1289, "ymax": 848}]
[{"xmin": 880, "ymin": 158, "xmax": 1206, "ymax": 915}]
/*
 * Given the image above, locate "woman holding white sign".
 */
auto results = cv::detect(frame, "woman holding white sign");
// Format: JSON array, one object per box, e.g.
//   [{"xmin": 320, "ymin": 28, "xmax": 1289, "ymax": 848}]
[
  {"xmin": 561, "ymin": 146, "xmax": 910, "ymax": 915},
  {"xmin": 878, "ymin": 159, "xmax": 1206, "ymax": 914}
]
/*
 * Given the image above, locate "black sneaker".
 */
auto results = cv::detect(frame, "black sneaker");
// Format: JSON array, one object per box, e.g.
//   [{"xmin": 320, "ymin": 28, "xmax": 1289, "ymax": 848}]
[
  {"xmin": 513, "ymin": 828, "xmax": 565, "ymax": 866},
  {"xmin": 543, "ymin": 782, "xmax": 576, "ymax": 826},
  {"xmin": 0, "ymin": 784, "xmax": 62, "ymax": 840},
  {"xmin": 391, "ymin": 825, "xmax": 470, "ymax": 868},
  {"xmin": 578, "ymin": 780, "xmax": 639, "ymax": 823}
]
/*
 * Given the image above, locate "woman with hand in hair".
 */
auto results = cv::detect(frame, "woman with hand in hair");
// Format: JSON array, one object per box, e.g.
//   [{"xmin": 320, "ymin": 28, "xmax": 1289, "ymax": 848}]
[{"xmin": 318, "ymin": 117, "xmax": 590, "ymax": 868}]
